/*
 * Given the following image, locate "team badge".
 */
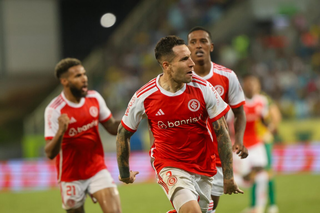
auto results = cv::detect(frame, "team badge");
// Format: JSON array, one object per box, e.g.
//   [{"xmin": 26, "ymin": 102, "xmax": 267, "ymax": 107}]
[
  {"xmin": 89, "ymin": 106, "xmax": 98, "ymax": 117},
  {"xmin": 188, "ymin": 99, "xmax": 200, "ymax": 112},
  {"xmin": 165, "ymin": 171, "xmax": 178, "ymax": 186},
  {"xmin": 167, "ymin": 175, "xmax": 178, "ymax": 186},
  {"xmin": 214, "ymin": 85, "xmax": 224, "ymax": 96},
  {"xmin": 66, "ymin": 199, "xmax": 75, "ymax": 208}
]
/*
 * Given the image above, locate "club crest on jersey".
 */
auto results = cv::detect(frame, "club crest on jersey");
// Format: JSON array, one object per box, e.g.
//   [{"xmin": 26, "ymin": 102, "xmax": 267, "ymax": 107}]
[
  {"xmin": 89, "ymin": 106, "xmax": 98, "ymax": 117},
  {"xmin": 214, "ymin": 85, "xmax": 224, "ymax": 96},
  {"xmin": 188, "ymin": 99, "xmax": 200, "ymax": 112}
]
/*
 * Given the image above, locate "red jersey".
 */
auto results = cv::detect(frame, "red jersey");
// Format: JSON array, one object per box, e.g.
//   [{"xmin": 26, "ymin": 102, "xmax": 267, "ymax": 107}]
[
  {"xmin": 202, "ymin": 62, "xmax": 245, "ymax": 166},
  {"xmin": 121, "ymin": 73, "xmax": 230, "ymax": 177},
  {"xmin": 44, "ymin": 90, "xmax": 112, "ymax": 182},
  {"xmin": 243, "ymin": 94, "xmax": 269, "ymax": 148}
]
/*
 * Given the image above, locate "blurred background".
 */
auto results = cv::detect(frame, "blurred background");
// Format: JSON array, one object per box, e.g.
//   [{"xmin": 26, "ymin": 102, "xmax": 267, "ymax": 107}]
[{"xmin": 0, "ymin": 0, "xmax": 319, "ymax": 212}]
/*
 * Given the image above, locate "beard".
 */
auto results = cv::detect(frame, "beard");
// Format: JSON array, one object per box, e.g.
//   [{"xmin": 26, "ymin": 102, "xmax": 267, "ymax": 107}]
[{"xmin": 69, "ymin": 84, "xmax": 87, "ymax": 98}]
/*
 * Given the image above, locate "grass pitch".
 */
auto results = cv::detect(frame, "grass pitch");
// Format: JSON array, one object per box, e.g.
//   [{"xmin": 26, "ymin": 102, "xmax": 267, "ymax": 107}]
[{"xmin": 0, "ymin": 173, "xmax": 319, "ymax": 213}]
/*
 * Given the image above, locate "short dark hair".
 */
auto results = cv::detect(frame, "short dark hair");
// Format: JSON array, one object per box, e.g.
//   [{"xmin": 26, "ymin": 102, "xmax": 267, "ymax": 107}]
[
  {"xmin": 54, "ymin": 58, "xmax": 82, "ymax": 79},
  {"xmin": 154, "ymin": 35, "xmax": 185, "ymax": 64},
  {"xmin": 188, "ymin": 26, "xmax": 213, "ymax": 42}
]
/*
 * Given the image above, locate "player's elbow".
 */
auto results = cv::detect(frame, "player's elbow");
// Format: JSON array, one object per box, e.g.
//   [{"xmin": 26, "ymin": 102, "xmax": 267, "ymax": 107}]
[
  {"xmin": 108, "ymin": 129, "xmax": 117, "ymax": 136},
  {"xmin": 44, "ymin": 148, "xmax": 57, "ymax": 160},
  {"xmin": 45, "ymin": 152, "xmax": 55, "ymax": 160}
]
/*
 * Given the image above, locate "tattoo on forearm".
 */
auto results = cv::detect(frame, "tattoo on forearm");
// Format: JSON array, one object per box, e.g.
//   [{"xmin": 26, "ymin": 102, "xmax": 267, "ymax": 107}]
[
  {"xmin": 116, "ymin": 124, "xmax": 133, "ymax": 178},
  {"xmin": 213, "ymin": 118, "xmax": 233, "ymax": 179}
]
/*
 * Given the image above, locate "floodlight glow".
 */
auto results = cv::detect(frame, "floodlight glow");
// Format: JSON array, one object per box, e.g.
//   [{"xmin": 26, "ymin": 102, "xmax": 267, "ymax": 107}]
[{"xmin": 100, "ymin": 13, "xmax": 116, "ymax": 28}]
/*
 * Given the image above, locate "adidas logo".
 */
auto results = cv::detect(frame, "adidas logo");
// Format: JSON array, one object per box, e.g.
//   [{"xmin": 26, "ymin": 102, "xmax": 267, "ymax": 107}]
[
  {"xmin": 155, "ymin": 109, "xmax": 165, "ymax": 116},
  {"xmin": 69, "ymin": 117, "xmax": 77, "ymax": 124}
]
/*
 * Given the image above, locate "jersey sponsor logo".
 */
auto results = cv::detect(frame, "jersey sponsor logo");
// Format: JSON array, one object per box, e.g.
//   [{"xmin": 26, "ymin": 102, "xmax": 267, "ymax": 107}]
[
  {"xmin": 158, "ymin": 121, "xmax": 167, "ymax": 129},
  {"xmin": 69, "ymin": 117, "xmax": 77, "ymax": 124},
  {"xmin": 214, "ymin": 85, "xmax": 224, "ymax": 96},
  {"xmin": 157, "ymin": 114, "xmax": 202, "ymax": 129},
  {"xmin": 89, "ymin": 106, "xmax": 98, "ymax": 117},
  {"xmin": 155, "ymin": 109, "xmax": 165, "ymax": 116},
  {"xmin": 125, "ymin": 96, "xmax": 136, "ymax": 116},
  {"xmin": 188, "ymin": 99, "xmax": 200, "ymax": 112},
  {"xmin": 68, "ymin": 120, "xmax": 98, "ymax": 136}
]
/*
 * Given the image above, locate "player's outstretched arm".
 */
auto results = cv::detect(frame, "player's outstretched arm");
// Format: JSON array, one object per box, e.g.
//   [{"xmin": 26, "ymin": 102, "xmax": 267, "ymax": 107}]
[
  {"xmin": 45, "ymin": 114, "xmax": 69, "ymax": 159},
  {"xmin": 101, "ymin": 116, "xmax": 121, "ymax": 135},
  {"xmin": 231, "ymin": 105, "xmax": 248, "ymax": 159},
  {"xmin": 116, "ymin": 123, "xmax": 139, "ymax": 184},
  {"xmin": 212, "ymin": 116, "xmax": 243, "ymax": 195}
]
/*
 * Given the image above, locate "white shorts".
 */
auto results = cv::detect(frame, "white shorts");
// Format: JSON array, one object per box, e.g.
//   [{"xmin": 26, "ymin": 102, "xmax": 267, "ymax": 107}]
[
  {"xmin": 60, "ymin": 169, "xmax": 116, "ymax": 210},
  {"xmin": 211, "ymin": 167, "xmax": 224, "ymax": 196},
  {"xmin": 157, "ymin": 167, "xmax": 214, "ymax": 213},
  {"xmin": 233, "ymin": 143, "xmax": 267, "ymax": 176}
]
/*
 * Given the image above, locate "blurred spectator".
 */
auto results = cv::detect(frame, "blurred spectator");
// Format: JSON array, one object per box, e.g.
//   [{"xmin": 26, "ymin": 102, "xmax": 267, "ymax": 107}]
[{"xmin": 99, "ymin": 0, "xmax": 320, "ymax": 122}]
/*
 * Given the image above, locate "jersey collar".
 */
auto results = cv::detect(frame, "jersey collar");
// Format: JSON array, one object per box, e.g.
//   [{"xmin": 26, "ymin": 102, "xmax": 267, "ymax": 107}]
[
  {"xmin": 61, "ymin": 91, "xmax": 85, "ymax": 108},
  {"xmin": 201, "ymin": 62, "xmax": 214, "ymax": 80},
  {"xmin": 156, "ymin": 74, "xmax": 186, "ymax": 97}
]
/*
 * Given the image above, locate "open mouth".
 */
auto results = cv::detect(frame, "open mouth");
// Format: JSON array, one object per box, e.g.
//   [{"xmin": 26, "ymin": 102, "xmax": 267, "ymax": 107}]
[
  {"xmin": 195, "ymin": 50, "xmax": 204, "ymax": 57},
  {"xmin": 82, "ymin": 85, "xmax": 88, "ymax": 93}
]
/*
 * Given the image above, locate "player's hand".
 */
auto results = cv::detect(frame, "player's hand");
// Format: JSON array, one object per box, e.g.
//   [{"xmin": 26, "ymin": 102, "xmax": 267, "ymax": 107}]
[
  {"xmin": 119, "ymin": 170, "xmax": 139, "ymax": 184},
  {"xmin": 58, "ymin": 114, "xmax": 69, "ymax": 133},
  {"xmin": 223, "ymin": 178, "xmax": 244, "ymax": 195},
  {"xmin": 232, "ymin": 141, "xmax": 248, "ymax": 159}
]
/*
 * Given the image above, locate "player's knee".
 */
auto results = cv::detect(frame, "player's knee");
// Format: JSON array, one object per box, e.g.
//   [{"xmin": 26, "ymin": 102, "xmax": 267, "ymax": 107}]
[{"xmin": 179, "ymin": 200, "xmax": 202, "ymax": 213}]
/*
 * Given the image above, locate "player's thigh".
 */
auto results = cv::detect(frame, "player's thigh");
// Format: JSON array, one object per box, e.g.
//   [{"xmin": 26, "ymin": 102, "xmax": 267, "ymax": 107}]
[
  {"xmin": 211, "ymin": 167, "xmax": 224, "ymax": 197},
  {"xmin": 250, "ymin": 143, "xmax": 268, "ymax": 168},
  {"xmin": 196, "ymin": 174, "xmax": 215, "ymax": 213},
  {"xmin": 157, "ymin": 168, "xmax": 197, "ymax": 207},
  {"xmin": 93, "ymin": 187, "xmax": 121, "ymax": 213},
  {"xmin": 66, "ymin": 206, "xmax": 85, "ymax": 213},
  {"xmin": 158, "ymin": 167, "xmax": 213, "ymax": 213},
  {"xmin": 60, "ymin": 180, "xmax": 87, "ymax": 210},
  {"xmin": 172, "ymin": 188, "xmax": 200, "ymax": 213},
  {"xmin": 88, "ymin": 169, "xmax": 120, "ymax": 212}
]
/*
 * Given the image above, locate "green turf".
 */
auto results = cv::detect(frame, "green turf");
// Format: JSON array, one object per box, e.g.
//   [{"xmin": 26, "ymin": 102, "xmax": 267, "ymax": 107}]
[{"xmin": 0, "ymin": 174, "xmax": 319, "ymax": 213}]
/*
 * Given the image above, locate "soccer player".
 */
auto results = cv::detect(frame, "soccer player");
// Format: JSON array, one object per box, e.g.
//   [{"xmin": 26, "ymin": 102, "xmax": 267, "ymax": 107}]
[
  {"xmin": 187, "ymin": 26, "xmax": 248, "ymax": 213},
  {"xmin": 235, "ymin": 74, "xmax": 270, "ymax": 213},
  {"xmin": 252, "ymin": 92, "xmax": 281, "ymax": 213},
  {"xmin": 44, "ymin": 58, "xmax": 122, "ymax": 213},
  {"xmin": 116, "ymin": 35, "xmax": 243, "ymax": 213}
]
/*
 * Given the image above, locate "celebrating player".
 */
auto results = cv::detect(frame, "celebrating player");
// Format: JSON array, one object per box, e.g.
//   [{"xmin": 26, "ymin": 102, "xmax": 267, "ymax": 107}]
[
  {"xmin": 116, "ymin": 36, "xmax": 242, "ymax": 213},
  {"xmin": 188, "ymin": 26, "xmax": 248, "ymax": 213},
  {"xmin": 44, "ymin": 58, "xmax": 122, "ymax": 213}
]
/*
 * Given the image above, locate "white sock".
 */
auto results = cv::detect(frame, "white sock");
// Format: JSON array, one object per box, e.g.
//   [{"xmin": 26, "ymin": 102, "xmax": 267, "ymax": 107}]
[{"xmin": 254, "ymin": 171, "xmax": 268, "ymax": 210}]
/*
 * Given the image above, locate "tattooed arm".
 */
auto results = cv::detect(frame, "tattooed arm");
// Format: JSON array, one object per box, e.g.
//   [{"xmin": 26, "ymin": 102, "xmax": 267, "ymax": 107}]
[
  {"xmin": 212, "ymin": 116, "xmax": 243, "ymax": 195},
  {"xmin": 116, "ymin": 123, "xmax": 139, "ymax": 184}
]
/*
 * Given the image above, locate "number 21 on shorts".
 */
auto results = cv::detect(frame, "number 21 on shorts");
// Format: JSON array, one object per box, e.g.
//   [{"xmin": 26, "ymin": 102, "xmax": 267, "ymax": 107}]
[{"xmin": 66, "ymin": 185, "xmax": 76, "ymax": 196}]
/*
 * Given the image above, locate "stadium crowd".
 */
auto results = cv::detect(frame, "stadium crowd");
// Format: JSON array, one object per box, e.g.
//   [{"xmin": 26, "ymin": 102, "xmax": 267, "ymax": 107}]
[{"xmin": 97, "ymin": 0, "xmax": 320, "ymax": 121}]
